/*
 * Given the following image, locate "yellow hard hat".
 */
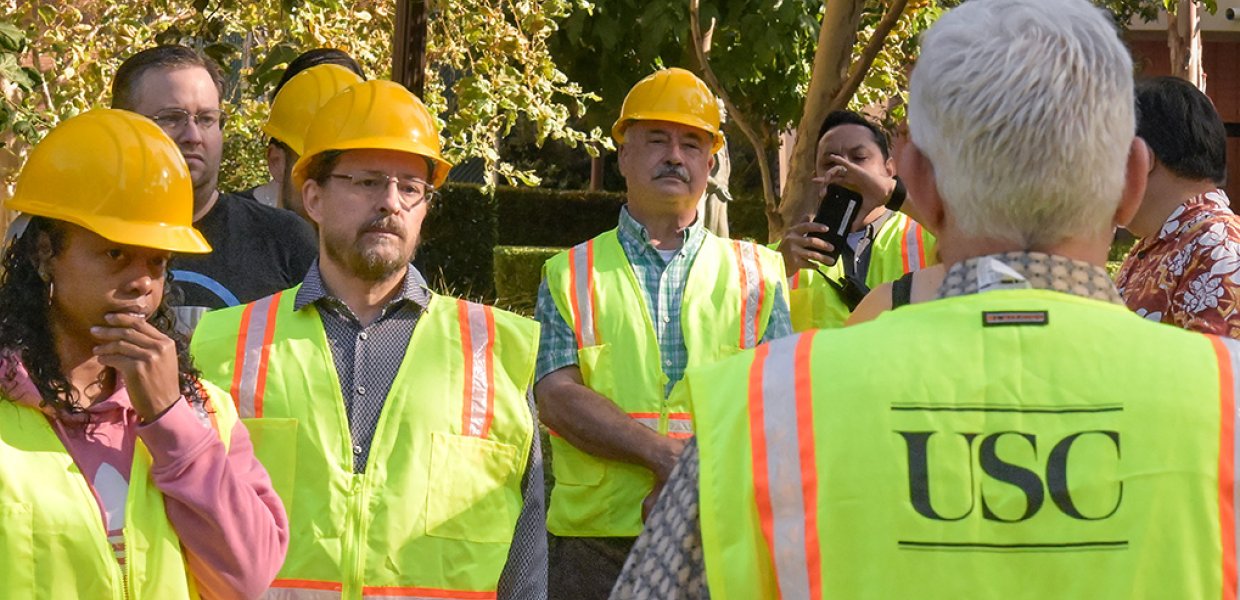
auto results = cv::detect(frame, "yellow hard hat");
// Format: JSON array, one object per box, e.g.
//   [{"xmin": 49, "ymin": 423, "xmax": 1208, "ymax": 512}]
[
  {"xmin": 7, "ymin": 109, "xmax": 210, "ymax": 254},
  {"xmin": 612, "ymin": 67, "xmax": 724, "ymax": 153},
  {"xmin": 292, "ymin": 80, "xmax": 452, "ymax": 188},
  {"xmin": 262, "ymin": 63, "xmax": 363, "ymax": 156}
]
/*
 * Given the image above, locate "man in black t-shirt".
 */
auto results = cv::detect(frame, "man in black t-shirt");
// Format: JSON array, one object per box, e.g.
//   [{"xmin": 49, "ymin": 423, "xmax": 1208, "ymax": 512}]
[{"xmin": 112, "ymin": 46, "xmax": 317, "ymax": 331}]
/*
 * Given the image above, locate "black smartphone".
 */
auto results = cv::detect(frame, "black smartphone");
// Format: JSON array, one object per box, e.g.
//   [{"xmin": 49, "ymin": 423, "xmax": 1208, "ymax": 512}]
[{"xmin": 810, "ymin": 184, "xmax": 862, "ymax": 261}]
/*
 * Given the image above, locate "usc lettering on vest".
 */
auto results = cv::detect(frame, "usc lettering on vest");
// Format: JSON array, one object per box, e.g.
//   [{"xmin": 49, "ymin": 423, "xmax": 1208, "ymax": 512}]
[{"xmin": 898, "ymin": 429, "xmax": 1123, "ymax": 523}]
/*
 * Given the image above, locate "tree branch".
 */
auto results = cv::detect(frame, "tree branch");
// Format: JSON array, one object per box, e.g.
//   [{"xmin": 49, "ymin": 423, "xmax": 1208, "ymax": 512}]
[
  {"xmin": 830, "ymin": 0, "xmax": 911, "ymax": 110},
  {"xmin": 689, "ymin": 0, "xmax": 782, "ymax": 236}
]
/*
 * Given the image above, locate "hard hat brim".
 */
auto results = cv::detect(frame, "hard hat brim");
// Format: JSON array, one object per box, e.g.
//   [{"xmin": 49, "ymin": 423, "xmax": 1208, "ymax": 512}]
[
  {"xmin": 261, "ymin": 122, "xmax": 303, "ymax": 156},
  {"xmin": 291, "ymin": 135, "xmax": 454, "ymax": 189},
  {"xmin": 5, "ymin": 200, "xmax": 212, "ymax": 254},
  {"xmin": 611, "ymin": 111, "xmax": 725, "ymax": 153}
]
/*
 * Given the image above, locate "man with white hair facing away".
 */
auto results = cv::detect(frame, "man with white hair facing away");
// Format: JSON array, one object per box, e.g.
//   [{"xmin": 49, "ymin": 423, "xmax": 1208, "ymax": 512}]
[{"xmin": 611, "ymin": 0, "xmax": 1240, "ymax": 598}]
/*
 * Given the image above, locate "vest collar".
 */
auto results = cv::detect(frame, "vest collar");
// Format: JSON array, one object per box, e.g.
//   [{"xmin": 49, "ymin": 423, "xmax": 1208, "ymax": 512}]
[{"xmin": 936, "ymin": 251, "xmax": 1123, "ymax": 304}]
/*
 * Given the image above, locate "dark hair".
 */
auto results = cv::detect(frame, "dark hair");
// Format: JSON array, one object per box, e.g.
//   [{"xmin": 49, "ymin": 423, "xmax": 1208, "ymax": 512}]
[
  {"xmin": 0, "ymin": 217, "xmax": 206, "ymax": 416},
  {"xmin": 817, "ymin": 110, "xmax": 891, "ymax": 160},
  {"xmin": 301, "ymin": 149, "xmax": 346, "ymax": 184},
  {"xmin": 1136, "ymin": 76, "xmax": 1227, "ymax": 186},
  {"xmin": 272, "ymin": 48, "xmax": 365, "ymax": 99},
  {"xmin": 112, "ymin": 45, "xmax": 225, "ymax": 111}
]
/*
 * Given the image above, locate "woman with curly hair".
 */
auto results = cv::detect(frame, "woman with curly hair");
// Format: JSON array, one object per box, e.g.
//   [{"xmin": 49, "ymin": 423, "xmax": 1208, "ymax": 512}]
[{"xmin": 0, "ymin": 109, "xmax": 288, "ymax": 599}]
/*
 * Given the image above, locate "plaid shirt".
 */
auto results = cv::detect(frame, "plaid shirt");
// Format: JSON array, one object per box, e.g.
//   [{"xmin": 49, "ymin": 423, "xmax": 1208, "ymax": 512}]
[{"xmin": 534, "ymin": 207, "xmax": 792, "ymax": 395}]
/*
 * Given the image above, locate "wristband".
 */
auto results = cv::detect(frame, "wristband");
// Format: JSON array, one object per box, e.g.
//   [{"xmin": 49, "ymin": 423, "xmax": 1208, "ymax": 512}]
[{"xmin": 885, "ymin": 176, "xmax": 907, "ymax": 212}]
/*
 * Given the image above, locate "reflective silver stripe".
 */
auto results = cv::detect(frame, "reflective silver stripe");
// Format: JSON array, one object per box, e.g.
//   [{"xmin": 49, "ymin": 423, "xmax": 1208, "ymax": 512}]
[
  {"xmin": 905, "ymin": 221, "xmax": 924, "ymax": 271},
  {"xmin": 667, "ymin": 418, "xmax": 694, "ymax": 435},
  {"xmin": 263, "ymin": 588, "xmax": 341, "ymax": 599},
  {"xmin": 760, "ymin": 335, "xmax": 813, "ymax": 599},
  {"xmin": 736, "ymin": 242, "xmax": 763, "ymax": 349},
  {"xmin": 465, "ymin": 302, "xmax": 492, "ymax": 438},
  {"xmin": 236, "ymin": 293, "xmax": 278, "ymax": 418},
  {"xmin": 1221, "ymin": 336, "xmax": 1240, "ymax": 566},
  {"xmin": 632, "ymin": 417, "xmax": 659, "ymax": 431},
  {"xmin": 571, "ymin": 243, "xmax": 597, "ymax": 347}
]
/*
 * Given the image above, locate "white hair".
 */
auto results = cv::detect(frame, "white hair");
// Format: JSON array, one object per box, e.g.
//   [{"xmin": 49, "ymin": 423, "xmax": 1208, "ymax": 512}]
[{"xmin": 907, "ymin": 0, "xmax": 1134, "ymax": 247}]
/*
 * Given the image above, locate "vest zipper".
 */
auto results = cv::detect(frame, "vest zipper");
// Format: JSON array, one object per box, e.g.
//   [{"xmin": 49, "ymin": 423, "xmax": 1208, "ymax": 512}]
[
  {"xmin": 343, "ymin": 474, "xmax": 368, "ymax": 598},
  {"xmin": 120, "ymin": 527, "xmax": 132, "ymax": 600}
]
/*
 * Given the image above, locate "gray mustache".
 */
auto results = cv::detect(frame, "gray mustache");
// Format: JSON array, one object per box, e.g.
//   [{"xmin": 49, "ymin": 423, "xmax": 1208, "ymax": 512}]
[{"xmin": 654, "ymin": 164, "xmax": 690, "ymax": 183}]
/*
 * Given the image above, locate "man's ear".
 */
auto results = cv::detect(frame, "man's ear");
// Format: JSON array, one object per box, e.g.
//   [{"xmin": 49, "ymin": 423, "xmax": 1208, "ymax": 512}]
[
  {"xmin": 898, "ymin": 141, "xmax": 945, "ymax": 234},
  {"xmin": 1113, "ymin": 137, "xmax": 1151, "ymax": 229},
  {"xmin": 303, "ymin": 179, "xmax": 326, "ymax": 227},
  {"xmin": 266, "ymin": 142, "xmax": 286, "ymax": 182}
]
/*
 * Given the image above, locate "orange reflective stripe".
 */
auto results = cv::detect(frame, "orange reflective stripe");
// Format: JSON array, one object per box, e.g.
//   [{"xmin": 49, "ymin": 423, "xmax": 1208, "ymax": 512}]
[
  {"xmin": 787, "ymin": 273, "xmax": 800, "ymax": 291},
  {"xmin": 628, "ymin": 411, "xmax": 660, "ymax": 432},
  {"xmin": 667, "ymin": 412, "xmax": 694, "ymax": 439},
  {"xmin": 362, "ymin": 585, "xmax": 496, "ymax": 599},
  {"xmin": 231, "ymin": 292, "xmax": 282, "ymax": 418},
  {"xmin": 749, "ymin": 332, "xmax": 822, "ymax": 599},
  {"xmin": 733, "ymin": 241, "xmax": 766, "ymax": 349},
  {"xmin": 1212, "ymin": 335, "xmax": 1240, "ymax": 600},
  {"xmin": 901, "ymin": 219, "xmax": 926, "ymax": 273},
  {"xmin": 267, "ymin": 579, "xmax": 343, "ymax": 599},
  {"xmin": 459, "ymin": 300, "xmax": 497, "ymax": 438},
  {"xmin": 568, "ymin": 240, "xmax": 599, "ymax": 349},
  {"xmin": 268, "ymin": 580, "xmax": 495, "ymax": 599}
]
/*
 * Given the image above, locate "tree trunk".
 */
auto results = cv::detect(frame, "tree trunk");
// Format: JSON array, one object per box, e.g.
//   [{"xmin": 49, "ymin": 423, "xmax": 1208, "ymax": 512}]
[
  {"xmin": 589, "ymin": 155, "xmax": 604, "ymax": 191},
  {"xmin": 777, "ymin": 0, "xmax": 865, "ymax": 232},
  {"xmin": 392, "ymin": 0, "xmax": 429, "ymax": 97},
  {"xmin": 1168, "ymin": 0, "xmax": 1205, "ymax": 90}
]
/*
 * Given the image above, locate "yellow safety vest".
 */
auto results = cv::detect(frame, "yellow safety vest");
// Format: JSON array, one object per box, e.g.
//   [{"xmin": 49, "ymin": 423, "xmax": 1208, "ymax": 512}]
[
  {"xmin": 0, "ymin": 383, "xmax": 236, "ymax": 599},
  {"xmin": 191, "ymin": 287, "xmax": 537, "ymax": 599},
  {"xmin": 542, "ymin": 228, "xmax": 785, "ymax": 537},
  {"xmin": 786, "ymin": 211, "xmax": 937, "ymax": 330},
  {"xmin": 691, "ymin": 289, "xmax": 1240, "ymax": 599}
]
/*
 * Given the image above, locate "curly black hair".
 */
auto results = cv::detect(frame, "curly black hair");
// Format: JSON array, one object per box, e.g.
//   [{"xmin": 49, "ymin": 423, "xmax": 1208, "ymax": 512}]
[{"xmin": 0, "ymin": 217, "xmax": 206, "ymax": 415}]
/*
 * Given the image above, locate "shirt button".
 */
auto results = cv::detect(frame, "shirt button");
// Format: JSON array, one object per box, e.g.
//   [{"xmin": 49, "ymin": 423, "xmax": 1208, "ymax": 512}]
[
  {"xmin": 356, "ymin": 385, "xmax": 366, "ymax": 395},
  {"xmin": 359, "ymin": 331, "xmax": 369, "ymax": 341},
  {"xmin": 664, "ymin": 359, "xmax": 673, "ymax": 367},
  {"xmin": 353, "ymin": 444, "xmax": 363, "ymax": 455},
  {"xmin": 662, "ymin": 314, "xmax": 671, "ymax": 323}
]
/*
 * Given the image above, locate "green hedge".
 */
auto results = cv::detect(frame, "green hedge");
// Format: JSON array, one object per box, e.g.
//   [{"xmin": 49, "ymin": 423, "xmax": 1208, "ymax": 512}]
[
  {"xmin": 494, "ymin": 246, "xmax": 562, "ymax": 316},
  {"xmin": 420, "ymin": 183, "xmax": 776, "ymax": 301},
  {"xmin": 416, "ymin": 184, "xmax": 497, "ymax": 300},
  {"xmin": 495, "ymin": 186, "xmax": 625, "ymax": 247}
]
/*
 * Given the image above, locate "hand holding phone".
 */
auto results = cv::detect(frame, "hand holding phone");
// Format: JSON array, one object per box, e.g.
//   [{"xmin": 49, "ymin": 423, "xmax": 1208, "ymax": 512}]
[{"xmin": 809, "ymin": 184, "xmax": 862, "ymax": 262}]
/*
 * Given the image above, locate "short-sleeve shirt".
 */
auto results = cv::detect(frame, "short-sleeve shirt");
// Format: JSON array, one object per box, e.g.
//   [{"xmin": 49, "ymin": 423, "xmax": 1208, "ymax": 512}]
[{"xmin": 1116, "ymin": 189, "xmax": 1240, "ymax": 338}]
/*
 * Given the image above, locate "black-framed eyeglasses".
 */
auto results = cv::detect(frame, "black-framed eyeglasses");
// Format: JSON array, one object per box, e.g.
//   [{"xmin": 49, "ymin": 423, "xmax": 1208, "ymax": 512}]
[
  {"xmin": 148, "ymin": 108, "xmax": 227, "ymax": 134},
  {"xmin": 328, "ymin": 172, "xmax": 437, "ymax": 210}
]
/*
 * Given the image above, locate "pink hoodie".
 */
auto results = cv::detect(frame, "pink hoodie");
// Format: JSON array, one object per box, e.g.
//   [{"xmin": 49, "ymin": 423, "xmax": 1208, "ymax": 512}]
[{"xmin": 3, "ymin": 360, "xmax": 288, "ymax": 599}]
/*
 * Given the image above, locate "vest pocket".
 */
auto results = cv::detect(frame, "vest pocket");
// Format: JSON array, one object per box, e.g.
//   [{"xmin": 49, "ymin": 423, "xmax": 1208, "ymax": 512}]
[
  {"xmin": 0, "ymin": 502, "xmax": 34, "ymax": 592},
  {"xmin": 242, "ymin": 417, "xmax": 298, "ymax": 520},
  {"xmin": 425, "ymin": 432, "xmax": 521, "ymax": 543}
]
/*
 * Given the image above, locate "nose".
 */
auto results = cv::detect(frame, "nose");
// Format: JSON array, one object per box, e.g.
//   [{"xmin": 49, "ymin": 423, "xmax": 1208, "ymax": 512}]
[
  {"xmin": 178, "ymin": 119, "xmax": 205, "ymax": 146},
  {"xmin": 665, "ymin": 141, "xmax": 686, "ymax": 165},
  {"xmin": 375, "ymin": 179, "xmax": 404, "ymax": 214}
]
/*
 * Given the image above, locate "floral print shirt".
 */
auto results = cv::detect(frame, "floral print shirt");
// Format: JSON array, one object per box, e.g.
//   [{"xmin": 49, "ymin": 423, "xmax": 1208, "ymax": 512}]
[{"xmin": 1115, "ymin": 189, "xmax": 1240, "ymax": 338}]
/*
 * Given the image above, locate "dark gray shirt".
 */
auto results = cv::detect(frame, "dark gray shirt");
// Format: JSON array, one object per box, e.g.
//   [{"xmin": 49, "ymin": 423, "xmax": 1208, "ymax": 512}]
[{"xmin": 296, "ymin": 261, "xmax": 547, "ymax": 599}]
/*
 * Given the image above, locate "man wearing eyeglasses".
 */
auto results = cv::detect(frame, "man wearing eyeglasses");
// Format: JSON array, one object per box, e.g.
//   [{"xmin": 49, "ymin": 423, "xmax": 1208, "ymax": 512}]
[
  {"xmin": 112, "ymin": 45, "xmax": 317, "ymax": 333},
  {"xmin": 191, "ymin": 80, "xmax": 547, "ymax": 599}
]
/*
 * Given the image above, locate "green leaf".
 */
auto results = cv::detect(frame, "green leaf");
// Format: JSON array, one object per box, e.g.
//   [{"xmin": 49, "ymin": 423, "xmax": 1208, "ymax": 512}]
[{"xmin": 0, "ymin": 22, "xmax": 27, "ymax": 53}]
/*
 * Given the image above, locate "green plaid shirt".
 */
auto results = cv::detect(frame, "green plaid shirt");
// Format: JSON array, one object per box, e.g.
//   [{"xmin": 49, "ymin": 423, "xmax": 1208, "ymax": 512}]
[{"xmin": 535, "ymin": 207, "xmax": 792, "ymax": 396}]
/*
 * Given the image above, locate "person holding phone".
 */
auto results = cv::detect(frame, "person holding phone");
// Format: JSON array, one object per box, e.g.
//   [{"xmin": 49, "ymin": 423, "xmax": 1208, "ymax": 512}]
[
  {"xmin": 777, "ymin": 110, "xmax": 939, "ymax": 330},
  {"xmin": 0, "ymin": 109, "xmax": 287, "ymax": 599}
]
